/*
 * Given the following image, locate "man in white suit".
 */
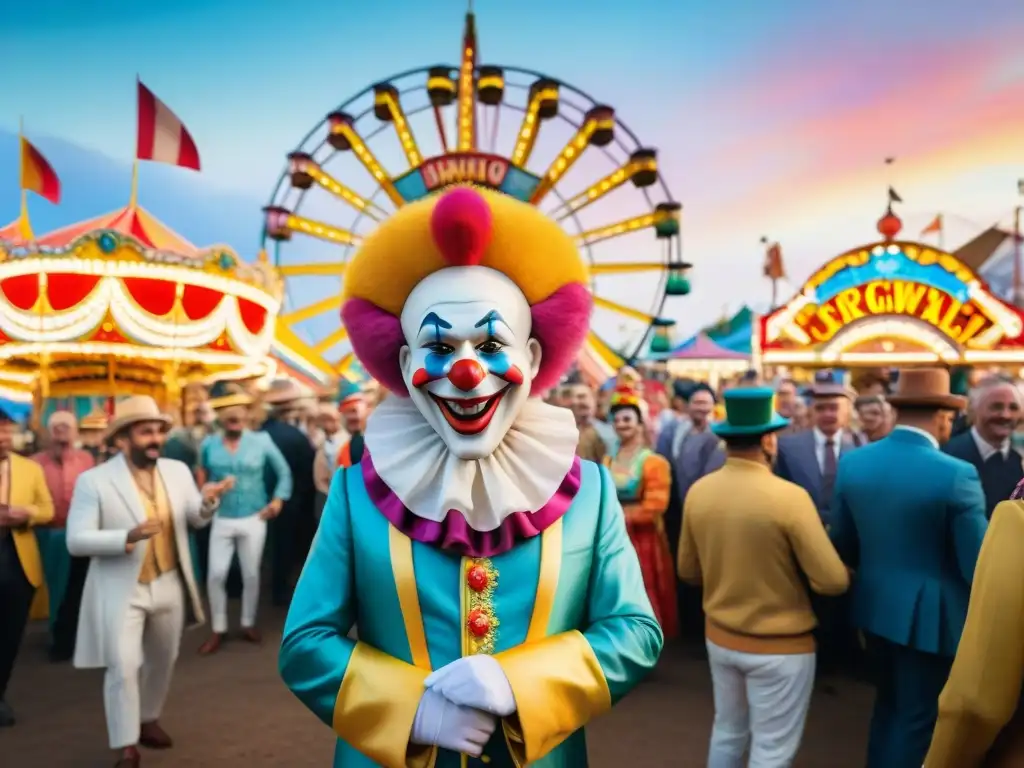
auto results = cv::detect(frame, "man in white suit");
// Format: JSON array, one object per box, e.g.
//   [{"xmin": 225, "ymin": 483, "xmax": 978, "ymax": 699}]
[{"xmin": 67, "ymin": 396, "xmax": 231, "ymax": 768}]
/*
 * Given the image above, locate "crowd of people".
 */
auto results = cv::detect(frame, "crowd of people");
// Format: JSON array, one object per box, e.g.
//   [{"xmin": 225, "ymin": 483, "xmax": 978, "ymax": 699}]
[
  {"xmin": 3, "ymin": 183, "xmax": 1024, "ymax": 768},
  {"xmin": 0, "ymin": 376, "xmax": 374, "ymax": 766},
  {"xmin": 551, "ymin": 363, "xmax": 1024, "ymax": 766}
]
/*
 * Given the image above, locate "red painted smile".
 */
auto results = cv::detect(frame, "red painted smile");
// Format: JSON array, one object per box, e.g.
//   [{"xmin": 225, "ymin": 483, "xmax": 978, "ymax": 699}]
[{"xmin": 429, "ymin": 391, "xmax": 506, "ymax": 435}]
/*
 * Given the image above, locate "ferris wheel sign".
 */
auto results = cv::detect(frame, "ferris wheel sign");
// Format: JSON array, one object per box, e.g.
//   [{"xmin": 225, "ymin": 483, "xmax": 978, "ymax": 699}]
[{"xmin": 394, "ymin": 152, "xmax": 542, "ymax": 202}]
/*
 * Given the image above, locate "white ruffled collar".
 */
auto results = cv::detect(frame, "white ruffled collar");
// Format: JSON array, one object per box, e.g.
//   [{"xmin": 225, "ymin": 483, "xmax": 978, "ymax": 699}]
[{"xmin": 364, "ymin": 395, "xmax": 580, "ymax": 532}]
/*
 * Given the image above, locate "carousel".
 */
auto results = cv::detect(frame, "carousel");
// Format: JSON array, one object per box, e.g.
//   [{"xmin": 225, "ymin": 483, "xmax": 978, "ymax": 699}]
[
  {"xmin": 0, "ymin": 201, "xmax": 283, "ymax": 425},
  {"xmin": 759, "ymin": 204, "xmax": 1024, "ymax": 369},
  {"xmin": 262, "ymin": 8, "xmax": 689, "ymax": 387}
]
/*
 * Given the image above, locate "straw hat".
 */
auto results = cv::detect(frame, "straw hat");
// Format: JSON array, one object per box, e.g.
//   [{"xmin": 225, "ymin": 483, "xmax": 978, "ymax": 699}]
[
  {"xmin": 888, "ymin": 368, "xmax": 966, "ymax": 411},
  {"xmin": 80, "ymin": 407, "xmax": 109, "ymax": 431},
  {"xmin": 105, "ymin": 396, "xmax": 172, "ymax": 440},
  {"xmin": 208, "ymin": 381, "xmax": 254, "ymax": 410},
  {"xmin": 264, "ymin": 378, "xmax": 306, "ymax": 405}
]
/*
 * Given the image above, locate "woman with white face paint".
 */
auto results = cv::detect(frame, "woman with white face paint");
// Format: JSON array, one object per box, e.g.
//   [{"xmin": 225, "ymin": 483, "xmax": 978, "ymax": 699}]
[{"xmin": 280, "ymin": 186, "xmax": 663, "ymax": 767}]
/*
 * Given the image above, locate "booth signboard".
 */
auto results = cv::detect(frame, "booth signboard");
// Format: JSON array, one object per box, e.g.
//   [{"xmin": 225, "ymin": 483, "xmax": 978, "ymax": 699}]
[{"xmin": 759, "ymin": 241, "xmax": 1024, "ymax": 367}]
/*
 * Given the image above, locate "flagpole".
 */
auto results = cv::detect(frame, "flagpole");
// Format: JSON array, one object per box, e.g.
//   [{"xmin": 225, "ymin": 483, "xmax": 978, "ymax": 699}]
[
  {"xmin": 129, "ymin": 160, "xmax": 139, "ymax": 209},
  {"xmin": 17, "ymin": 116, "xmax": 33, "ymax": 241},
  {"xmin": 129, "ymin": 75, "xmax": 140, "ymax": 208}
]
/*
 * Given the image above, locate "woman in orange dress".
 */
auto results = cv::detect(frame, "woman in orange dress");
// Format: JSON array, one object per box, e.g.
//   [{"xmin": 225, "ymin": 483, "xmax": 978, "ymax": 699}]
[{"xmin": 606, "ymin": 382, "xmax": 679, "ymax": 638}]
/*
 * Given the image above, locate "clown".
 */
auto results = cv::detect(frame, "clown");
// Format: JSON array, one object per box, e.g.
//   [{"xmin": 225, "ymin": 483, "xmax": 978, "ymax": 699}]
[{"xmin": 280, "ymin": 187, "xmax": 662, "ymax": 767}]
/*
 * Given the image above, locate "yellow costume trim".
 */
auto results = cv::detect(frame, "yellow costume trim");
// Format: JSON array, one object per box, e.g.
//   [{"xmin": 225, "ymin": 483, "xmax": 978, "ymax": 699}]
[
  {"xmin": 332, "ymin": 643, "xmax": 437, "ymax": 768},
  {"xmin": 342, "ymin": 186, "xmax": 588, "ymax": 317},
  {"xmin": 525, "ymin": 518, "xmax": 562, "ymax": 642},
  {"xmin": 500, "ymin": 519, "xmax": 585, "ymax": 767},
  {"xmin": 389, "ymin": 525, "xmax": 432, "ymax": 670},
  {"xmin": 496, "ymin": 631, "xmax": 612, "ymax": 765}
]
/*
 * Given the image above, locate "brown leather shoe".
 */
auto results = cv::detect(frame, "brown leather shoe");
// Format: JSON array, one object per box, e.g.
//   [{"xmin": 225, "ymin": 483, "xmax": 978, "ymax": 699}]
[
  {"xmin": 198, "ymin": 633, "xmax": 224, "ymax": 655},
  {"xmin": 241, "ymin": 627, "xmax": 262, "ymax": 644},
  {"xmin": 139, "ymin": 721, "xmax": 173, "ymax": 749},
  {"xmin": 114, "ymin": 746, "xmax": 140, "ymax": 767}
]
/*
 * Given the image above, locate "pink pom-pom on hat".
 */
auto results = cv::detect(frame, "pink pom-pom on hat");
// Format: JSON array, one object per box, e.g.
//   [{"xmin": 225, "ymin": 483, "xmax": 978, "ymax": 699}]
[{"xmin": 430, "ymin": 187, "xmax": 493, "ymax": 267}]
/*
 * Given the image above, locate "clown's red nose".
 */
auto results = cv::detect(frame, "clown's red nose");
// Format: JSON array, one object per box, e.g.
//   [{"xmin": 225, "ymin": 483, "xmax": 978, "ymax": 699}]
[{"xmin": 448, "ymin": 359, "xmax": 486, "ymax": 392}]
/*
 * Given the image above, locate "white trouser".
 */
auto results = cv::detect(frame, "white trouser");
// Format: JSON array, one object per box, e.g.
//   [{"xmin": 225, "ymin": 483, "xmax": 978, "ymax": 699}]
[
  {"xmin": 207, "ymin": 514, "xmax": 267, "ymax": 634},
  {"xmin": 104, "ymin": 572, "xmax": 184, "ymax": 749},
  {"xmin": 706, "ymin": 640, "xmax": 816, "ymax": 768}
]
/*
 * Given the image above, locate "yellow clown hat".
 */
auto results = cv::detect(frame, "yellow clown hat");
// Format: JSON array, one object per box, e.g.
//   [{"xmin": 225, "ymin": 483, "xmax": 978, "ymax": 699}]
[{"xmin": 340, "ymin": 186, "xmax": 593, "ymax": 396}]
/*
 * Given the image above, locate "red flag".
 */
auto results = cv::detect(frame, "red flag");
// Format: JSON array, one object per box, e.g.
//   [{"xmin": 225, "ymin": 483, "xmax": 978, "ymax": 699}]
[
  {"xmin": 763, "ymin": 242, "xmax": 785, "ymax": 280},
  {"xmin": 136, "ymin": 80, "xmax": 201, "ymax": 171},
  {"xmin": 921, "ymin": 214, "xmax": 943, "ymax": 236},
  {"xmin": 20, "ymin": 137, "xmax": 61, "ymax": 204}
]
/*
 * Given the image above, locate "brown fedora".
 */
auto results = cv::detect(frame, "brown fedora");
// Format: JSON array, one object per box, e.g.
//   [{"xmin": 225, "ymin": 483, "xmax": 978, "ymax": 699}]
[{"xmin": 888, "ymin": 368, "xmax": 966, "ymax": 411}]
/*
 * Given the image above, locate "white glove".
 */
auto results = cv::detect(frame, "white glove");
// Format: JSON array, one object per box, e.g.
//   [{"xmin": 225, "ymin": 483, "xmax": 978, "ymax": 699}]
[
  {"xmin": 424, "ymin": 655, "xmax": 517, "ymax": 717},
  {"xmin": 410, "ymin": 686, "xmax": 496, "ymax": 756}
]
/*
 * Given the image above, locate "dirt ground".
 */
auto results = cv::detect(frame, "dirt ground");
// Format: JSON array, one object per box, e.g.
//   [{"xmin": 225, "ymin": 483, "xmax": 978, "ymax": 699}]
[{"xmin": 2, "ymin": 604, "xmax": 874, "ymax": 767}]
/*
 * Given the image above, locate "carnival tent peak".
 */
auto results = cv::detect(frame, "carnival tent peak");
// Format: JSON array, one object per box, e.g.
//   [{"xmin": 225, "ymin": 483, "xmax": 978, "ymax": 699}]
[
  {"xmin": 31, "ymin": 203, "xmax": 199, "ymax": 256},
  {"xmin": 0, "ymin": 219, "xmax": 28, "ymax": 247}
]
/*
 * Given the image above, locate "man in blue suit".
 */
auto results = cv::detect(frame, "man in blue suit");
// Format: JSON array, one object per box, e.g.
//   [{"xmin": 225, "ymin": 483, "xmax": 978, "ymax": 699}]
[{"xmin": 830, "ymin": 368, "xmax": 988, "ymax": 768}]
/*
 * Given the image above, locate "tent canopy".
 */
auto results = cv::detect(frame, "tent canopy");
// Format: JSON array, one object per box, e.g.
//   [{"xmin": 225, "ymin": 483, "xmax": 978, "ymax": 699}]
[{"xmin": 667, "ymin": 333, "xmax": 748, "ymax": 360}]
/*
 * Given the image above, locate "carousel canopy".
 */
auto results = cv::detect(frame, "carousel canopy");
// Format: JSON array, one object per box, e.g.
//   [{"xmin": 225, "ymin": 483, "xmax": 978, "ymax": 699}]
[{"xmin": 0, "ymin": 203, "xmax": 283, "ymax": 399}]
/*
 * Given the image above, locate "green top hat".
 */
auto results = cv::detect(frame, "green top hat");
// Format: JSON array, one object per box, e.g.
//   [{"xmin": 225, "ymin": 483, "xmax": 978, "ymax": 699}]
[
  {"xmin": 711, "ymin": 386, "xmax": 789, "ymax": 438},
  {"xmin": 207, "ymin": 380, "xmax": 254, "ymax": 410}
]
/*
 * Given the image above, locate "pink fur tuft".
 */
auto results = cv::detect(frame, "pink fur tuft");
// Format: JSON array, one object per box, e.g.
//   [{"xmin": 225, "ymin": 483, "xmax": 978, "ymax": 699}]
[
  {"xmin": 430, "ymin": 187, "xmax": 493, "ymax": 267},
  {"xmin": 529, "ymin": 283, "xmax": 592, "ymax": 394},
  {"xmin": 340, "ymin": 299, "xmax": 410, "ymax": 396}
]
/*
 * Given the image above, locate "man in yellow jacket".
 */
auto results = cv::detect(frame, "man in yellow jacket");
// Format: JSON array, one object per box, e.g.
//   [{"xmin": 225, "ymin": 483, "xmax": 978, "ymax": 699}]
[
  {"xmin": 924, "ymin": 493, "xmax": 1024, "ymax": 767},
  {"xmin": 0, "ymin": 406, "xmax": 55, "ymax": 727}
]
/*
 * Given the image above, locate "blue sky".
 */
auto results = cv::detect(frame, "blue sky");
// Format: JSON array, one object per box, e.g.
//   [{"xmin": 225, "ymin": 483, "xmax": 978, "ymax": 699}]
[{"xmin": 2, "ymin": 0, "xmax": 1023, "ymax": 353}]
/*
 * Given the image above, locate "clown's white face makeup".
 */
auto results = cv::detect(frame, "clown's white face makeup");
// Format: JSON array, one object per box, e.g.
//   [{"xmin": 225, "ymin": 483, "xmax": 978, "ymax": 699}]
[{"xmin": 399, "ymin": 267, "xmax": 541, "ymax": 460}]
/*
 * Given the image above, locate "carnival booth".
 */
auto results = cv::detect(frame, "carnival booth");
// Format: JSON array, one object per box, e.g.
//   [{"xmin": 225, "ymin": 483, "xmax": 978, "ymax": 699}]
[
  {"xmin": 0, "ymin": 203, "xmax": 283, "ymax": 426},
  {"xmin": 759, "ymin": 209, "xmax": 1024, "ymax": 370}
]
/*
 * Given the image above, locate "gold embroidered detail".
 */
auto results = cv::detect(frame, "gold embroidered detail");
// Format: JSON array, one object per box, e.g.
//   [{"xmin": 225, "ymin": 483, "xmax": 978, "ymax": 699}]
[{"xmin": 464, "ymin": 558, "xmax": 499, "ymax": 655}]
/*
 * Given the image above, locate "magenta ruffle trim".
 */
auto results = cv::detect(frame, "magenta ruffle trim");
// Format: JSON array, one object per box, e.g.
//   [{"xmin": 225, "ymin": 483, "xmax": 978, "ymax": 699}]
[{"xmin": 361, "ymin": 452, "xmax": 582, "ymax": 558}]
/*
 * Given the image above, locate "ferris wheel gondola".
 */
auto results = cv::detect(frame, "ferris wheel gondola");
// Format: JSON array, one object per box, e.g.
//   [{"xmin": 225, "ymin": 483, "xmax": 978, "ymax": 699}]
[{"xmin": 263, "ymin": 11, "xmax": 690, "ymax": 385}]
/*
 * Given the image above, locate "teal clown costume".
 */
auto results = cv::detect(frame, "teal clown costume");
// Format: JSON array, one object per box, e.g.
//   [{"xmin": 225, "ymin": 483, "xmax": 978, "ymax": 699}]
[{"xmin": 279, "ymin": 186, "xmax": 663, "ymax": 767}]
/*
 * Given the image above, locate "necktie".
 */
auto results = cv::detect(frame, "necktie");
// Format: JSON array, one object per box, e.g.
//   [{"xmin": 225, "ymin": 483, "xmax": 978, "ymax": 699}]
[{"xmin": 822, "ymin": 438, "xmax": 837, "ymax": 507}]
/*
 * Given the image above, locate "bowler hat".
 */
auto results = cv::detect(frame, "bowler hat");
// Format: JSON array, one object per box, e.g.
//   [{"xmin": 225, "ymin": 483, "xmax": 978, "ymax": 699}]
[
  {"xmin": 711, "ymin": 386, "xmax": 790, "ymax": 438},
  {"xmin": 887, "ymin": 368, "xmax": 966, "ymax": 411},
  {"xmin": 104, "ymin": 396, "xmax": 172, "ymax": 440}
]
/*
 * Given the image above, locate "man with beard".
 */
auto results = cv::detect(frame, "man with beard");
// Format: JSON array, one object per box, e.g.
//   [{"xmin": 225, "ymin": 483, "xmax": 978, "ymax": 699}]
[
  {"xmin": 197, "ymin": 382, "xmax": 292, "ymax": 653},
  {"xmin": 32, "ymin": 411, "xmax": 95, "ymax": 661},
  {"xmin": 0, "ymin": 407, "xmax": 54, "ymax": 727},
  {"xmin": 943, "ymin": 375, "xmax": 1024, "ymax": 518},
  {"xmin": 66, "ymin": 396, "xmax": 229, "ymax": 767},
  {"xmin": 260, "ymin": 379, "xmax": 315, "ymax": 605},
  {"xmin": 280, "ymin": 187, "xmax": 660, "ymax": 766},
  {"xmin": 569, "ymin": 382, "xmax": 608, "ymax": 463}
]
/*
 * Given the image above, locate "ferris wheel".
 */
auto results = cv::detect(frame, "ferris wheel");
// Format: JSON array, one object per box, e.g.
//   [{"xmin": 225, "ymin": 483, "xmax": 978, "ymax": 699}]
[{"xmin": 263, "ymin": 11, "xmax": 690, "ymax": 384}]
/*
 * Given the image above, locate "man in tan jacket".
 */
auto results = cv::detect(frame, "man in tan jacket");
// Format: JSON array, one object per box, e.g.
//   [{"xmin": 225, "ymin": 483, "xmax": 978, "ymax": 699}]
[
  {"xmin": 924, "ymin": 493, "xmax": 1024, "ymax": 767},
  {"xmin": 679, "ymin": 386, "xmax": 849, "ymax": 766}
]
